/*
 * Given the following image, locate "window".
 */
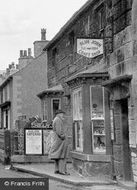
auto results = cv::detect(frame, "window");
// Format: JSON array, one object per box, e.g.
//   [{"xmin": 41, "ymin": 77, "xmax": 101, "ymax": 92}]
[
  {"xmin": 69, "ymin": 31, "xmax": 75, "ymax": 47},
  {"xmin": 90, "ymin": 86, "xmax": 106, "ymax": 153},
  {"xmin": 73, "ymin": 88, "xmax": 82, "ymax": 120},
  {"xmin": 95, "ymin": 5, "xmax": 105, "ymax": 35},
  {"xmin": 2, "ymin": 108, "xmax": 10, "ymax": 129},
  {"xmin": 73, "ymin": 88, "xmax": 83, "ymax": 151},
  {"xmin": 51, "ymin": 98, "xmax": 61, "ymax": 119},
  {"xmin": 98, "ymin": 7, "xmax": 105, "ymax": 31}
]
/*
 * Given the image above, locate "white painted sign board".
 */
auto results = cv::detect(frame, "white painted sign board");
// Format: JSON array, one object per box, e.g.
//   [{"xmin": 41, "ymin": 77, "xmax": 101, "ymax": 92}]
[
  {"xmin": 25, "ymin": 129, "xmax": 42, "ymax": 154},
  {"xmin": 77, "ymin": 38, "xmax": 103, "ymax": 58}
]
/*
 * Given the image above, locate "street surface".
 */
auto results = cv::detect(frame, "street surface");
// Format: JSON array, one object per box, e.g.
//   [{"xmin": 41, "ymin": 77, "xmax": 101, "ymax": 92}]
[{"xmin": 0, "ymin": 163, "xmax": 129, "ymax": 190}]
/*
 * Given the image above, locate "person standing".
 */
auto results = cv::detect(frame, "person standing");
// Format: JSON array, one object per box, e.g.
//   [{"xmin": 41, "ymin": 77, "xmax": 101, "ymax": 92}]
[{"xmin": 48, "ymin": 109, "xmax": 70, "ymax": 175}]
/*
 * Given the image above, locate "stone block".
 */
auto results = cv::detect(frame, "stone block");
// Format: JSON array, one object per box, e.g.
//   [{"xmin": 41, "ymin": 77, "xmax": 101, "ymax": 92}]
[
  {"xmin": 133, "ymin": 40, "xmax": 137, "ymax": 56},
  {"xmin": 124, "ymin": 59, "xmax": 133, "ymax": 74},
  {"xmin": 128, "ymin": 119, "xmax": 136, "ymax": 133},
  {"xmin": 114, "ymin": 26, "xmax": 132, "ymax": 50},
  {"xmin": 109, "ymin": 51, "xmax": 117, "ymax": 65},
  {"xmin": 113, "ymin": 14, "xmax": 126, "ymax": 34},
  {"xmin": 105, "ymin": 25, "xmax": 113, "ymax": 38},
  {"xmin": 129, "ymin": 133, "xmax": 136, "ymax": 147},
  {"xmin": 115, "ymin": 130, "xmax": 122, "ymax": 145},
  {"xmin": 124, "ymin": 42, "xmax": 133, "ymax": 60},
  {"xmin": 114, "ymin": 160, "xmax": 123, "ymax": 177},
  {"xmin": 117, "ymin": 48, "xmax": 124, "ymax": 63},
  {"xmin": 84, "ymin": 161, "xmax": 111, "ymax": 176},
  {"xmin": 126, "ymin": 10, "xmax": 132, "ymax": 26},
  {"xmin": 133, "ymin": 174, "xmax": 137, "ymax": 182}
]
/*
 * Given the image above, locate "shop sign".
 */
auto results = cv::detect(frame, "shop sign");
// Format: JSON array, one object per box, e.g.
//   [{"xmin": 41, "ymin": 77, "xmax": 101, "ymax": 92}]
[
  {"xmin": 25, "ymin": 129, "xmax": 42, "ymax": 155},
  {"xmin": 77, "ymin": 38, "xmax": 103, "ymax": 58}
]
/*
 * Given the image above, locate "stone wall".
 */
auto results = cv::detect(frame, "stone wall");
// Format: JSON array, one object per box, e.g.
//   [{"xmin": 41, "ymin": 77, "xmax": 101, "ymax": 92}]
[{"xmin": 46, "ymin": 0, "xmax": 136, "ymax": 179}]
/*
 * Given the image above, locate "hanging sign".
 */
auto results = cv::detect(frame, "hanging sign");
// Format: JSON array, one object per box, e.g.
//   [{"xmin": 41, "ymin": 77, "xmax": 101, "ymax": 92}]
[
  {"xmin": 25, "ymin": 129, "xmax": 43, "ymax": 155},
  {"xmin": 77, "ymin": 38, "xmax": 103, "ymax": 58}
]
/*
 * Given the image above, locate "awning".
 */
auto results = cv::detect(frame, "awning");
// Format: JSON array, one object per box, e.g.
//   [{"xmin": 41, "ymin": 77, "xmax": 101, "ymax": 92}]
[
  {"xmin": 102, "ymin": 75, "xmax": 132, "ymax": 100},
  {"xmin": 37, "ymin": 84, "xmax": 64, "ymax": 98},
  {"xmin": 66, "ymin": 70, "xmax": 109, "ymax": 85},
  {"xmin": 102, "ymin": 75, "xmax": 132, "ymax": 87}
]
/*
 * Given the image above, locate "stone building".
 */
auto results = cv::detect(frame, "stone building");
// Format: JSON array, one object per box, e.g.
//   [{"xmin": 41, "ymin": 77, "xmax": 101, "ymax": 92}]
[
  {"xmin": 38, "ymin": 0, "xmax": 137, "ymax": 182},
  {"xmin": 0, "ymin": 29, "xmax": 48, "ymax": 161}
]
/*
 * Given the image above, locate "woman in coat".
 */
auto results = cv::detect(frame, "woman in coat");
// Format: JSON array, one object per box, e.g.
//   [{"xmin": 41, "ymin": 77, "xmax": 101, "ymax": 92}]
[{"xmin": 48, "ymin": 109, "xmax": 70, "ymax": 175}]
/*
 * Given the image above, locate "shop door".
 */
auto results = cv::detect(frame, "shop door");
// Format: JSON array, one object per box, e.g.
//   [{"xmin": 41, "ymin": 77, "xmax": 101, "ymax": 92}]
[
  {"xmin": 113, "ymin": 99, "xmax": 132, "ymax": 180},
  {"xmin": 121, "ymin": 99, "xmax": 132, "ymax": 180}
]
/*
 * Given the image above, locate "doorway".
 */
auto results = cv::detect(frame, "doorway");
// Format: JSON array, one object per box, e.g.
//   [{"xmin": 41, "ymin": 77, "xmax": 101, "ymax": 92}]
[
  {"xmin": 121, "ymin": 99, "xmax": 132, "ymax": 180},
  {"xmin": 113, "ymin": 99, "xmax": 132, "ymax": 181}
]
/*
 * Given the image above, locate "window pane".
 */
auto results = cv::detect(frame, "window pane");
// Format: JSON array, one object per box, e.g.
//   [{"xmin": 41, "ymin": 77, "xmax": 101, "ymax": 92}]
[
  {"xmin": 91, "ymin": 86, "xmax": 104, "ymax": 119},
  {"xmin": 73, "ymin": 88, "xmax": 82, "ymax": 120}
]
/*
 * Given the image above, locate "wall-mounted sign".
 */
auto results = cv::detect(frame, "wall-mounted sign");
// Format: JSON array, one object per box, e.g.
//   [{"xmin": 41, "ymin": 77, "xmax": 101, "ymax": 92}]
[
  {"xmin": 77, "ymin": 38, "xmax": 103, "ymax": 58},
  {"xmin": 25, "ymin": 129, "xmax": 42, "ymax": 155}
]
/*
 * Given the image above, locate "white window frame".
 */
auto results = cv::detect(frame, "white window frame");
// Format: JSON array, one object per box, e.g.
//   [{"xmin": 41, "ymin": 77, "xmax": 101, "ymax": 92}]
[
  {"xmin": 90, "ymin": 86, "xmax": 106, "ymax": 154},
  {"xmin": 73, "ymin": 88, "xmax": 83, "ymax": 151},
  {"xmin": 90, "ymin": 86, "xmax": 105, "ymax": 120}
]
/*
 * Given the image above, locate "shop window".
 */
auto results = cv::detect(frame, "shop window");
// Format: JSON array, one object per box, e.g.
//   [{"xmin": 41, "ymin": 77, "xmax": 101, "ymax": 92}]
[
  {"xmin": 90, "ymin": 86, "xmax": 106, "ymax": 153},
  {"xmin": 73, "ymin": 88, "xmax": 83, "ymax": 151},
  {"xmin": 51, "ymin": 98, "xmax": 61, "ymax": 119}
]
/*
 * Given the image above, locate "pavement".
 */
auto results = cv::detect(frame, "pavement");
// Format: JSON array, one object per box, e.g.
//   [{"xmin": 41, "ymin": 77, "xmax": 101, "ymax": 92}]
[{"xmin": 11, "ymin": 162, "xmax": 137, "ymax": 190}]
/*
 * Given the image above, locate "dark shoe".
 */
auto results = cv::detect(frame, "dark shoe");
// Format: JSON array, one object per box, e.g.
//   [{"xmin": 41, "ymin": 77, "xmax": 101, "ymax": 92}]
[
  {"xmin": 54, "ymin": 171, "xmax": 59, "ymax": 174},
  {"xmin": 58, "ymin": 172, "xmax": 70, "ymax": 175}
]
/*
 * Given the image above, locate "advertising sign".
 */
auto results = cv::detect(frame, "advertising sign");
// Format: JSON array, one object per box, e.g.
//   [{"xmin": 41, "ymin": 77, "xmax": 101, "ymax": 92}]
[
  {"xmin": 77, "ymin": 38, "xmax": 103, "ymax": 58},
  {"xmin": 25, "ymin": 129, "xmax": 42, "ymax": 155}
]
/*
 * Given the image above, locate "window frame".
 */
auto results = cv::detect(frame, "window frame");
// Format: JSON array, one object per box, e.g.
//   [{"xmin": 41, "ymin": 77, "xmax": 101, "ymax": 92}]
[{"xmin": 51, "ymin": 98, "xmax": 61, "ymax": 119}]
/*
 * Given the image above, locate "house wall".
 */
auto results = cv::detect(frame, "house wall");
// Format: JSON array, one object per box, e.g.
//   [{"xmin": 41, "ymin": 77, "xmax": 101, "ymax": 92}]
[{"xmin": 13, "ymin": 51, "xmax": 48, "ymax": 123}]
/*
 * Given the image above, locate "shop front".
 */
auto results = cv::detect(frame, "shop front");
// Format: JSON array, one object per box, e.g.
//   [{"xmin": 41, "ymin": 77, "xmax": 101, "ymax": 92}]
[{"xmin": 66, "ymin": 71, "xmax": 112, "ymax": 176}]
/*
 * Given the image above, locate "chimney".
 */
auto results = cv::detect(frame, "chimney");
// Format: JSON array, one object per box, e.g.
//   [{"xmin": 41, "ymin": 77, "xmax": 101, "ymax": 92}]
[
  {"xmin": 28, "ymin": 48, "xmax": 32, "ymax": 57},
  {"xmin": 24, "ymin": 50, "xmax": 27, "ymax": 57},
  {"xmin": 9, "ymin": 64, "xmax": 12, "ymax": 69},
  {"xmin": 6, "ymin": 68, "xmax": 10, "ymax": 75},
  {"xmin": 41, "ymin": 28, "xmax": 46, "ymax": 40},
  {"xmin": 11, "ymin": 62, "xmax": 15, "ymax": 69},
  {"xmin": 16, "ymin": 64, "xmax": 19, "ymax": 69},
  {"xmin": 20, "ymin": 50, "xmax": 23, "ymax": 58}
]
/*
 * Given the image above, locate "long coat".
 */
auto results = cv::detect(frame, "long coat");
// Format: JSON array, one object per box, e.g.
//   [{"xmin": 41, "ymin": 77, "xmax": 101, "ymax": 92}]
[{"xmin": 48, "ymin": 115, "xmax": 68, "ymax": 160}]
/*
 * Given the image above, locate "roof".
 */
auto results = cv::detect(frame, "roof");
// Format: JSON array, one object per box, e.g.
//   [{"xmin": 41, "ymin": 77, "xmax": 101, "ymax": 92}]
[
  {"xmin": 0, "ymin": 70, "xmax": 19, "ymax": 89},
  {"xmin": 37, "ymin": 84, "xmax": 64, "ymax": 98},
  {"xmin": 43, "ymin": 0, "xmax": 94, "ymax": 50}
]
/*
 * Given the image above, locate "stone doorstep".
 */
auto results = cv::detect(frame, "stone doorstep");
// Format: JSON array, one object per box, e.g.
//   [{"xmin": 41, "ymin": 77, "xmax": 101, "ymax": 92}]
[
  {"xmin": 117, "ymin": 180, "xmax": 137, "ymax": 190},
  {"xmin": 11, "ymin": 164, "xmax": 117, "ymax": 187}
]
